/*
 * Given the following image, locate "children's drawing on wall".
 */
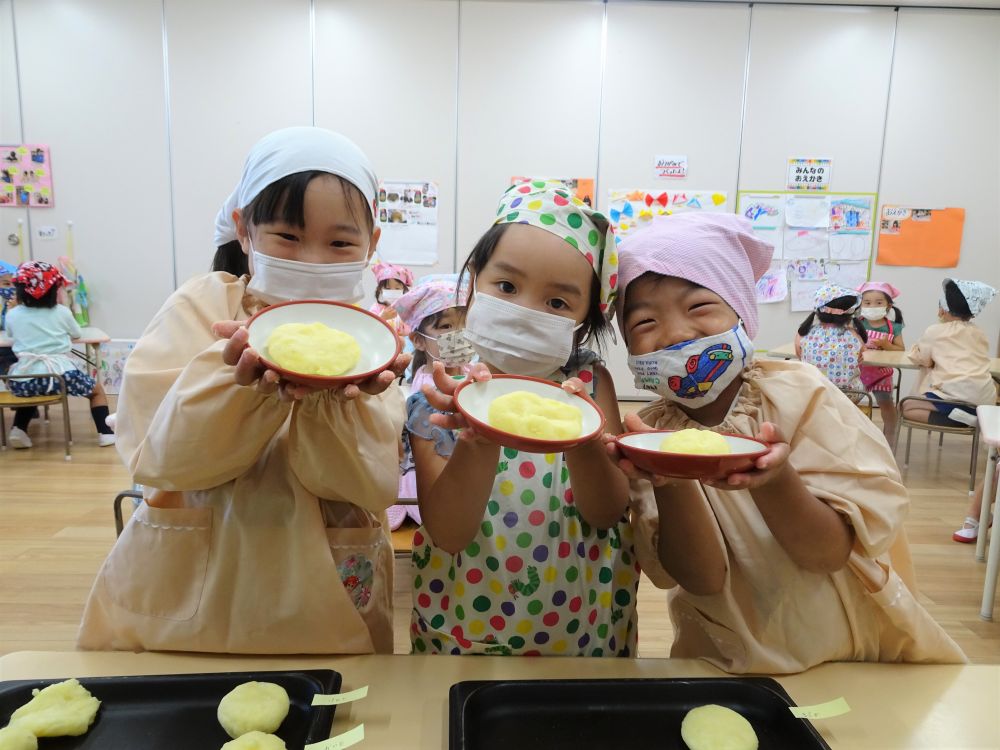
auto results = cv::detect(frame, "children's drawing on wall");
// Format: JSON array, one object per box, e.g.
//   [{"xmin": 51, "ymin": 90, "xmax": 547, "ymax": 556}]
[
  {"xmin": 98, "ymin": 339, "xmax": 136, "ymax": 395},
  {"xmin": 0, "ymin": 144, "xmax": 54, "ymax": 207},
  {"xmin": 376, "ymin": 180, "xmax": 439, "ymax": 266},
  {"xmin": 830, "ymin": 197, "xmax": 872, "ymax": 233},
  {"xmin": 755, "ymin": 261, "xmax": 788, "ymax": 304},
  {"xmin": 607, "ymin": 189, "xmax": 728, "ymax": 240}
]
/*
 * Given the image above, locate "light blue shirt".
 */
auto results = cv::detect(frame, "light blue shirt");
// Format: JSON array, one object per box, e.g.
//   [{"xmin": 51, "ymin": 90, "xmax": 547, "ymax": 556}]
[{"xmin": 6, "ymin": 304, "xmax": 81, "ymax": 375}]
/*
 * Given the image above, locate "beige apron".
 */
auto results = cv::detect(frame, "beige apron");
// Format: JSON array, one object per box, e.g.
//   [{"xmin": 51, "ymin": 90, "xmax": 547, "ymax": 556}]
[{"xmin": 78, "ymin": 434, "xmax": 393, "ymax": 654}]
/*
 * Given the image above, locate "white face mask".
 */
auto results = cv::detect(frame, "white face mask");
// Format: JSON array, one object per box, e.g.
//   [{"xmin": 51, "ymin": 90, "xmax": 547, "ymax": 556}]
[
  {"xmin": 627, "ymin": 323, "xmax": 753, "ymax": 406},
  {"xmin": 380, "ymin": 288, "xmax": 404, "ymax": 303},
  {"xmin": 418, "ymin": 328, "xmax": 476, "ymax": 366},
  {"xmin": 463, "ymin": 293, "xmax": 578, "ymax": 378},
  {"xmin": 245, "ymin": 236, "xmax": 366, "ymax": 305},
  {"xmin": 860, "ymin": 306, "xmax": 888, "ymax": 321}
]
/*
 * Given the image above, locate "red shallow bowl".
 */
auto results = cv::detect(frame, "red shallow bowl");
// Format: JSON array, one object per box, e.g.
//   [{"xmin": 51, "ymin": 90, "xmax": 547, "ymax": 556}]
[
  {"xmin": 454, "ymin": 374, "xmax": 606, "ymax": 454},
  {"xmin": 246, "ymin": 299, "xmax": 402, "ymax": 388},
  {"xmin": 615, "ymin": 430, "xmax": 769, "ymax": 480}
]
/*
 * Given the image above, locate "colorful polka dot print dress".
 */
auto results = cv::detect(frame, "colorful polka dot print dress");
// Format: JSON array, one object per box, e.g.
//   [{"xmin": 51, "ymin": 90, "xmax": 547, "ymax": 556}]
[
  {"xmin": 799, "ymin": 324, "xmax": 864, "ymax": 392},
  {"xmin": 410, "ymin": 354, "xmax": 641, "ymax": 657}
]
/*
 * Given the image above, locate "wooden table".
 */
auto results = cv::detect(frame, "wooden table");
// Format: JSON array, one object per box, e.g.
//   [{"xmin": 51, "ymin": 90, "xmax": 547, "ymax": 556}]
[
  {"xmin": 1, "ymin": 651, "xmax": 998, "ymax": 748},
  {"xmin": 977, "ymin": 405, "xmax": 1000, "ymax": 621},
  {"xmin": 767, "ymin": 342, "xmax": 1000, "ymax": 380},
  {"xmin": 0, "ymin": 325, "xmax": 110, "ymax": 378}
]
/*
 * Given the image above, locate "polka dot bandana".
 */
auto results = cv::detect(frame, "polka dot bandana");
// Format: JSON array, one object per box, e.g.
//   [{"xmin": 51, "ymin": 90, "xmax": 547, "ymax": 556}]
[
  {"xmin": 14, "ymin": 260, "xmax": 65, "ymax": 299},
  {"xmin": 494, "ymin": 181, "xmax": 618, "ymax": 318}
]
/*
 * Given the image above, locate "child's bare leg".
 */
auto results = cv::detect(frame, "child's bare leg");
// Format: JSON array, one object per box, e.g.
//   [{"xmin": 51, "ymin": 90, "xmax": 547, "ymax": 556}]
[
  {"xmin": 88, "ymin": 380, "xmax": 108, "ymax": 408},
  {"xmin": 901, "ymin": 401, "xmax": 935, "ymax": 423},
  {"xmin": 875, "ymin": 392, "xmax": 897, "ymax": 449}
]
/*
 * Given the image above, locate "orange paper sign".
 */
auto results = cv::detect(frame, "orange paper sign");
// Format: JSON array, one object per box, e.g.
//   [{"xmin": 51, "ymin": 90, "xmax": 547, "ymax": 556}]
[{"xmin": 876, "ymin": 206, "xmax": 964, "ymax": 267}]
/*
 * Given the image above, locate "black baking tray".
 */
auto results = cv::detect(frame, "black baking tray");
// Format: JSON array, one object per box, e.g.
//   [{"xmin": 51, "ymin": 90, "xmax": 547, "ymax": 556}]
[
  {"xmin": 0, "ymin": 669, "xmax": 341, "ymax": 749},
  {"xmin": 449, "ymin": 677, "xmax": 831, "ymax": 750}
]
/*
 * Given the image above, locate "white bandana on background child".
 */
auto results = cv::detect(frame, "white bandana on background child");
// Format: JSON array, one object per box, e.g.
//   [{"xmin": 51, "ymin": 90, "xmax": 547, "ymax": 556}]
[
  {"xmin": 940, "ymin": 278, "xmax": 997, "ymax": 318},
  {"xmin": 463, "ymin": 182, "xmax": 618, "ymax": 378},
  {"xmin": 616, "ymin": 214, "xmax": 774, "ymax": 405},
  {"xmin": 218, "ymin": 127, "xmax": 379, "ymax": 305}
]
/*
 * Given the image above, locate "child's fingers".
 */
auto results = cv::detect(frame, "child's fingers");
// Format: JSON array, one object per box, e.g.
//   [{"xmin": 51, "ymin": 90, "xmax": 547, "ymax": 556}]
[
  {"xmin": 560, "ymin": 377, "xmax": 586, "ymax": 396},
  {"xmin": 233, "ymin": 347, "xmax": 262, "ymax": 386},
  {"xmin": 757, "ymin": 421, "xmax": 787, "ymax": 445},
  {"xmin": 623, "ymin": 413, "xmax": 653, "ymax": 433},
  {"xmin": 423, "ymin": 383, "xmax": 455, "ymax": 412},
  {"xmin": 430, "ymin": 361, "xmax": 458, "ymax": 394},
  {"xmin": 386, "ymin": 352, "xmax": 412, "ymax": 379},
  {"xmin": 358, "ymin": 369, "xmax": 398, "ymax": 396},
  {"xmin": 468, "ymin": 362, "xmax": 492, "ymax": 382},
  {"xmin": 212, "ymin": 320, "xmax": 244, "ymax": 341},
  {"xmin": 221, "ymin": 326, "xmax": 250, "ymax": 367},
  {"xmin": 429, "ymin": 411, "xmax": 467, "ymax": 431}
]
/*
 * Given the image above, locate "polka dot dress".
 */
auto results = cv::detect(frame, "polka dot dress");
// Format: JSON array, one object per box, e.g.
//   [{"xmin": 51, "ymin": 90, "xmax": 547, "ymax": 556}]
[
  {"xmin": 799, "ymin": 324, "xmax": 864, "ymax": 391},
  {"xmin": 410, "ymin": 361, "xmax": 640, "ymax": 657}
]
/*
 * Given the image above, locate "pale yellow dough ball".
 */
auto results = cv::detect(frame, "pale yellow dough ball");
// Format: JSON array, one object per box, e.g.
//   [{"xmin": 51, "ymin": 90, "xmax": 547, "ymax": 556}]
[
  {"xmin": 221, "ymin": 731, "xmax": 287, "ymax": 750},
  {"xmin": 8, "ymin": 678, "xmax": 100, "ymax": 738},
  {"xmin": 681, "ymin": 704, "xmax": 758, "ymax": 750},
  {"xmin": 659, "ymin": 428, "xmax": 731, "ymax": 455},
  {"xmin": 217, "ymin": 682, "xmax": 291, "ymax": 739},
  {"xmin": 266, "ymin": 322, "xmax": 360, "ymax": 376},
  {"xmin": 0, "ymin": 724, "xmax": 38, "ymax": 750},
  {"xmin": 488, "ymin": 391, "xmax": 583, "ymax": 441}
]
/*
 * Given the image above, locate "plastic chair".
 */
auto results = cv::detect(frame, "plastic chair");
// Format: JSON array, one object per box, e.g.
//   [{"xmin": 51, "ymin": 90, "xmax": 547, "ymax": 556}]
[
  {"xmin": 896, "ymin": 395, "xmax": 980, "ymax": 493},
  {"xmin": 112, "ymin": 489, "xmax": 143, "ymax": 537},
  {"xmin": 0, "ymin": 372, "xmax": 72, "ymax": 460}
]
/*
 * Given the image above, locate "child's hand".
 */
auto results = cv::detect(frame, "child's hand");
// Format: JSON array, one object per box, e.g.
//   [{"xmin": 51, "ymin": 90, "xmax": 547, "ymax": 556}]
[
  {"xmin": 424, "ymin": 360, "xmax": 494, "ymax": 443},
  {"xmin": 213, "ymin": 320, "xmax": 411, "ymax": 402},
  {"xmin": 603, "ymin": 413, "xmax": 678, "ymax": 487},
  {"xmin": 380, "ymin": 306, "xmax": 398, "ymax": 321},
  {"xmin": 703, "ymin": 421, "xmax": 790, "ymax": 491}
]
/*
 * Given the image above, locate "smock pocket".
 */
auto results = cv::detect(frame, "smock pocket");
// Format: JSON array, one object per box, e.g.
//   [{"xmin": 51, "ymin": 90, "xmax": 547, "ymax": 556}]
[
  {"xmin": 326, "ymin": 523, "xmax": 393, "ymax": 652},
  {"xmin": 102, "ymin": 504, "xmax": 212, "ymax": 621}
]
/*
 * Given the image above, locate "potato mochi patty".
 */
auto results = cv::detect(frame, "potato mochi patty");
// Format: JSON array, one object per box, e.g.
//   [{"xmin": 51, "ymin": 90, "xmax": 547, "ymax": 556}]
[
  {"xmin": 266, "ymin": 322, "xmax": 360, "ymax": 376},
  {"xmin": 681, "ymin": 704, "xmax": 758, "ymax": 750},
  {"xmin": 487, "ymin": 391, "xmax": 583, "ymax": 440},
  {"xmin": 217, "ymin": 682, "xmax": 290, "ymax": 739},
  {"xmin": 660, "ymin": 428, "xmax": 730, "ymax": 455}
]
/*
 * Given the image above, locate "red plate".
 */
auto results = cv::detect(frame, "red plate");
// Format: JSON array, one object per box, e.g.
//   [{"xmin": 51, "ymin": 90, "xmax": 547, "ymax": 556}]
[
  {"xmin": 454, "ymin": 374, "xmax": 606, "ymax": 454},
  {"xmin": 615, "ymin": 430, "xmax": 768, "ymax": 480},
  {"xmin": 246, "ymin": 299, "xmax": 401, "ymax": 388}
]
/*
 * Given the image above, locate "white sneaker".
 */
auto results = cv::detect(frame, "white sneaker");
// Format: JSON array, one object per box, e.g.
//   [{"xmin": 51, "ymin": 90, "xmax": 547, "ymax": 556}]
[
  {"xmin": 8, "ymin": 427, "xmax": 32, "ymax": 449},
  {"xmin": 97, "ymin": 433, "xmax": 116, "ymax": 447},
  {"xmin": 948, "ymin": 408, "xmax": 978, "ymax": 427}
]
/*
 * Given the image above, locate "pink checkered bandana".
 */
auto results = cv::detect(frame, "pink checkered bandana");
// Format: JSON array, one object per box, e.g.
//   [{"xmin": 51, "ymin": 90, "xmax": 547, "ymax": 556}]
[
  {"xmin": 371, "ymin": 260, "xmax": 414, "ymax": 287},
  {"xmin": 856, "ymin": 281, "xmax": 900, "ymax": 301},
  {"xmin": 616, "ymin": 213, "xmax": 773, "ymax": 339},
  {"xmin": 392, "ymin": 274, "xmax": 470, "ymax": 331}
]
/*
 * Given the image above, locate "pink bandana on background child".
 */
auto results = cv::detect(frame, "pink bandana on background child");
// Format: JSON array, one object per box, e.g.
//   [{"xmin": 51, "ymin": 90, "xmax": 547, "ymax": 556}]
[
  {"xmin": 392, "ymin": 274, "xmax": 470, "ymax": 333},
  {"xmin": 14, "ymin": 261, "xmax": 66, "ymax": 299},
  {"xmin": 616, "ymin": 213, "xmax": 773, "ymax": 339},
  {"xmin": 371, "ymin": 260, "xmax": 414, "ymax": 287},
  {"xmin": 856, "ymin": 281, "xmax": 901, "ymax": 301}
]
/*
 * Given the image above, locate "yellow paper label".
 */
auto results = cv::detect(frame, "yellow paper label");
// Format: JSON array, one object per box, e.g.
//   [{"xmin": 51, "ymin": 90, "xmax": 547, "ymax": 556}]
[
  {"xmin": 790, "ymin": 697, "xmax": 851, "ymax": 719},
  {"xmin": 312, "ymin": 686, "xmax": 369, "ymax": 706},
  {"xmin": 304, "ymin": 724, "xmax": 364, "ymax": 750}
]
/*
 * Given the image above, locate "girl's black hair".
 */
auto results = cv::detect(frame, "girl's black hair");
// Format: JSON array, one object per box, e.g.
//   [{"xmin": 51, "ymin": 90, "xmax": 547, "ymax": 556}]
[
  {"xmin": 457, "ymin": 223, "xmax": 611, "ymax": 357},
  {"xmin": 15, "ymin": 282, "xmax": 59, "ymax": 308},
  {"xmin": 211, "ymin": 239, "xmax": 249, "ymax": 277},
  {"xmin": 798, "ymin": 295, "xmax": 868, "ymax": 343},
  {"xmin": 944, "ymin": 280, "xmax": 973, "ymax": 321},
  {"xmin": 242, "ymin": 170, "xmax": 374, "ymax": 234}
]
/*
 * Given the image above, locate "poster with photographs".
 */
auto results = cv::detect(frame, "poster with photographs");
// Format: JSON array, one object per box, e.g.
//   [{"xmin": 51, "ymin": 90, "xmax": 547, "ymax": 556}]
[
  {"xmin": 0, "ymin": 144, "xmax": 54, "ymax": 207},
  {"xmin": 376, "ymin": 180, "xmax": 439, "ymax": 266}
]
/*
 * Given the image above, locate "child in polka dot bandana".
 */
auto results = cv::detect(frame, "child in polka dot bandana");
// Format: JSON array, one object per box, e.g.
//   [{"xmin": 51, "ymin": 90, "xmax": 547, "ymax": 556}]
[{"xmin": 409, "ymin": 182, "xmax": 641, "ymax": 657}]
